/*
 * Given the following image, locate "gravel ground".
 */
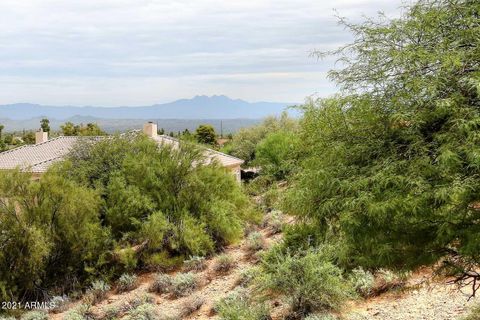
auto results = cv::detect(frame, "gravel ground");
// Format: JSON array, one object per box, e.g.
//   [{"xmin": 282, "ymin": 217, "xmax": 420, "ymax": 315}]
[{"xmin": 345, "ymin": 271, "xmax": 479, "ymax": 320}]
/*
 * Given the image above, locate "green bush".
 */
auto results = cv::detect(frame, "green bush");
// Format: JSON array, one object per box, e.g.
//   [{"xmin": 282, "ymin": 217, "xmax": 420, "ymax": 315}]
[
  {"xmin": 149, "ymin": 273, "xmax": 173, "ymax": 294},
  {"xmin": 283, "ymin": 0, "xmax": 480, "ymax": 278},
  {"xmin": 258, "ymin": 247, "xmax": 353, "ymax": 315},
  {"xmin": 304, "ymin": 314, "xmax": 338, "ymax": 320},
  {"xmin": 214, "ymin": 254, "xmax": 236, "ymax": 273},
  {"xmin": 170, "ymin": 273, "xmax": 198, "ymax": 297},
  {"xmin": 144, "ymin": 251, "xmax": 184, "ymax": 272},
  {"xmin": 86, "ymin": 280, "xmax": 110, "ymax": 304},
  {"xmin": 20, "ymin": 311, "xmax": 48, "ymax": 320},
  {"xmin": 117, "ymin": 273, "xmax": 138, "ymax": 292},
  {"xmin": 246, "ymin": 232, "xmax": 265, "ymax": 252},
  {"xmin": 255, "ymin": 131, "xmax": 299, "ymax": 180},
  {"xmin": 49, "ymin": 295, "xmax": 70, "ymax": 313},
  {"xmin": 349, "ymin": 268, "xmax": 375, "ymax": 297},
  {"xmin": 462, "ymin": 305, "xmax": 480, "ymax": 320},
  {"xmin": 0, "ymin": 169, "xmax": 108, "ymax": 302},
  {"xmin": 262, "ymin": 210, "xmax": 283, "ymax": 234},
  {"xmin": 183, "ymin": 256, "xmax": 207, "ymax": 272},
  {"xmin": 214, "ymin": 288, "xmax": 270, "ymax": 320},
  {"xmin": 124, "ymin": 303, "xmax": 158, "ymax": 320},
  {"xmin": 63, "ymin": 304, "xmax": 93, "ymax": 320},
  {"xmin": 237, "ymin": 266, "xmax": 261, "ymax": 287}
]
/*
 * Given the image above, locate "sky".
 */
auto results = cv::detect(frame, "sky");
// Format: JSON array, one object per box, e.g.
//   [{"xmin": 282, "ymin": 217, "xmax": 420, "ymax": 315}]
[{"xmin": 0, "ymin": 0, "xmax": 405, "ymax": 106}]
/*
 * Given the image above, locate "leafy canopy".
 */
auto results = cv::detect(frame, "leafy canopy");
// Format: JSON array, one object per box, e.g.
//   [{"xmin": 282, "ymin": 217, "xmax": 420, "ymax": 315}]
[{"xmin": 284, "ymin": 0, "xmax": 480, "ymax": 274}]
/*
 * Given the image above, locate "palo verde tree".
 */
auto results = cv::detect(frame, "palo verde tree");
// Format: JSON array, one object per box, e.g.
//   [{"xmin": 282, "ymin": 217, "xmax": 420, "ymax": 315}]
[{"xmin": 284, "ymin": 0, "xmax": 480, "ymax": 291}]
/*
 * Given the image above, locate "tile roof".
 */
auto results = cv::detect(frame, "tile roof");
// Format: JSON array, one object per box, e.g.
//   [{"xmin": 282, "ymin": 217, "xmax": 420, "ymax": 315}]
[
  {"xmin": 0, "ymin": 134, "xmax": 243, "ymax": 173},
  {"xmin": 152, "ymin": 135, "xmax": 244, "ymax": 167}
]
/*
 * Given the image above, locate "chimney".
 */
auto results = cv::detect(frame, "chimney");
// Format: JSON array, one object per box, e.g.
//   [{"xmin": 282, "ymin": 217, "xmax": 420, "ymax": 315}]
[
  {"xmin": 143, "ymin": 122, "xmax": 157, "ymax": 138},
  {"xmin": 35, "ymin": 129, "xmax": 48, "ymax": 144}
]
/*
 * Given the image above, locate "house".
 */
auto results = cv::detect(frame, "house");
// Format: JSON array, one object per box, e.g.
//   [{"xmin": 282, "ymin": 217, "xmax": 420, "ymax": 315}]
[{"xmin": 0, "ymin": 122, "xmax": 244, "ymax": 182}]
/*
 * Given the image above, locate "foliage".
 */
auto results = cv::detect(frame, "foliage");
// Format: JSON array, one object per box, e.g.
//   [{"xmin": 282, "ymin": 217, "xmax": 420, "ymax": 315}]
[
  {"xmin": 349, "ymin": 268, "xmax": 375, "ymax": 297},
  {"xmin": 195, "ymin": 124, "xmax": 217, "ymax": 145},
  {"xmin": 255, "ymin": 131, "xmax": 299, "ymax": 180},
  {"xmin": 86, "ymin": 280, "xmax": 111, "ymax": 304},
  {"xmin": 226, "ymin": 112, "xmax": 297, "ymax": 166},
  {"xmin": 124, "ymin": 303, "xmax": 158, "ymax": 320},
  {"xmin": 40, "ymin": 118, "xmax": 50, "ymax": 133},
  {"xmin": 246, "ymin": 232, "xmax": 266, "ymax": 252},
  {"xmin": 462, "ymin": 305, "xmax": 480, "ymax": 320},
  {"xmin": 64, "ymin": 135, "xmax": 253, "ymax": 258},
  {"xmin": 183, "ymin": 256, "xmax": 207, "ymax": 272},
  {"xmin": 117, "ymin": 273, "xmax": 138, "ymax": 292},
  {"xmin": 214, "ymin": 288, "xmax": 270, "ymax": 320},
  {"xmin": 262, "ymin": 210, "xmax": 283, "ymax": 234},
  {"xmin": 49, "ymin": 295, "xmax": 70, "ymax": 313},
  {"xmin": 304, "ymin": 315, "xmax": 338, "ymax": 320},
  {"xmin": 257, "ymin": 247, "xmax": 353, "ymax": 315},
  {"xmin": 144, "ymin": 251, "xmax": 184, "ymax": 272},
  {"xmin": 283, "ymin": 0, "xmax": 480, "ymax": 278},
  {"xmin": 0, "ymin": 169, "xmax": 108, "ymax": 302},
  {"xmin": 20, "ymin": 311, "xmax": 48, "ymax": 320},
  {"xmin": 63, "ymin": 304, "xmax": 94, "ymax": 320},
  {"xmin": 214, "ymin": 254, "xmax": 236, "ymax": 273},
  {"xmin": 170, "ymin": 273, "xmax": 198, "ymax": 297},
  {"xmin": 149, "ymin": 273, "xmax": 173, "ymax": 294},
  {"xmin": 61, "ymin": 122, "xmax": 106, "ymax": 136}
]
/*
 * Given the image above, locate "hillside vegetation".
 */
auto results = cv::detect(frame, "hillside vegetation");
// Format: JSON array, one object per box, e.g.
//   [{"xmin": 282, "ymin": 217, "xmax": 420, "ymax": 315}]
[{"xmin": 1, "ymin": 0, "xmax": 480, "ymax": 319}]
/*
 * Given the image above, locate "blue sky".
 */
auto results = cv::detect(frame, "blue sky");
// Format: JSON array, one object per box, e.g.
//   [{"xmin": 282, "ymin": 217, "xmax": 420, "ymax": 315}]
[{"xmin": 0, "ymin": 0, "xmax": 405, "ymax": 106}]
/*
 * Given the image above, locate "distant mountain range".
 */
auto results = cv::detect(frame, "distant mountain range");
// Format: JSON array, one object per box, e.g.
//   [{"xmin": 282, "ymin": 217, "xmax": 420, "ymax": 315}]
[{"xmin": 0, "ymin": 95, "xmax": 297, "ymax": 121}]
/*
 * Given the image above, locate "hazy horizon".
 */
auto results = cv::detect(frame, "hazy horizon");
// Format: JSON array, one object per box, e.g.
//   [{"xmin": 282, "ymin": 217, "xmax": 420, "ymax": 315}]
[{"xmin": 0, "ymin": 0, "xmax": 404, "ymax": 107}]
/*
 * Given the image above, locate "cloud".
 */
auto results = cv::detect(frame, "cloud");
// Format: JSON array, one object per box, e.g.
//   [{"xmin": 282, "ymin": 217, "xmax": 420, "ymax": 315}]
[{"xmin": 0, "ymin": 0, "xmax": 403, "ymax": 105}]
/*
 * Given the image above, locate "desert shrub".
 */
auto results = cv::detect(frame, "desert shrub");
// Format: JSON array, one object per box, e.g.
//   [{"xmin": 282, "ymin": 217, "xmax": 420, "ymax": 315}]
[
  {"xmin": 124, "ymin": 303, "xmax": 158, "ymax": 320},
  {"xmin": 372, "ymin": 269, "xmax": 407, "ymax": 295},
  {"xmin": 0, "ymin": 169, "xmax": 108, "ymax": 302},
  {"xmin": 178, "ymin": 295, "xmax": 205, "ymax": 317},
  {"xmin": 258, "ymin": 247, "xmax": 353, "ymax": 315},
  {"xmin": 170, "ymin": 273, "xmax": 198, "ymax": 297},
  {"xmin": 349, "ymin": 268, "xmax": 375, "ymax": 297},
  {"xmin": 102, "ymin": 305, "xmax": 121, "ymax": 320},
  {"xmin": 114, "ymin": 246, "xmax": 138, "ymax": 272},
  {"xmin": 246, "ymin": 232, "xmax": 266, "ymax": 252},
  {"xmin": 63, "ymin": 304, "xmax": 94, "ymax": 320},
  {"xmin": 149, "ymin": 273, "xmax": 173, "ymax": 294},
  {"xmin": 237, "ymin": 266, "xmax": 261, "ymax": 287},
  {"xmin": 20, "ymin": 311, "xmax": 48, "ymax": 320},
  {"xmin": 183, "ymin": 256, "xmax": 207, "ymax": 272},
  {"xmin": 49, "ymin": 295, "xmax": 70, "ymax": 313},
  {"xmin": 144, "ymin": 251, "xmax": 184, "ymax": 272},
  {"xmin": 117, "ymin": 273, "xmax": 138, "ymax": 293},
  {"xmin": 462, "ymin": 305, "xmax": 480, "ymax": 320},
  {"xmin": 262, "ymin": 210, "xmax": 283, "ymax": 234},
  {"xmin": 304, "ymin": 314, "xmax": 338, "ymax": 320},
  {"xmin": 227, "ymin": 113, "xmax": 298, "ymax": 167},
  {"xmin": 214, "ymin": 288, "xmax": 270, "ymax": 320},
  {"xmin": 66, "ymin": 135, "xmax": 254, "ymax": 257},
  {"xmin": 214, "ymin": 254, "xmax": 236, "ymax": 273},
  {"xmin": 86, "ymin": 280, "xmax": 110, "ymax": 304},
  {"xmin": 255, "ymin": 131, "xmax": 299, "ymax": 180},
  {"xmin": 178, "ymin": 215, "xmax": 214, "ymax": 256}
]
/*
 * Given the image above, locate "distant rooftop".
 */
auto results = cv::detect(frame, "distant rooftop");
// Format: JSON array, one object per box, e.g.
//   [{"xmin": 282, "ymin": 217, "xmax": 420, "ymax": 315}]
[{"xmin": 0, "ymin": 134, "xmax": 243, "ymax": 173}]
